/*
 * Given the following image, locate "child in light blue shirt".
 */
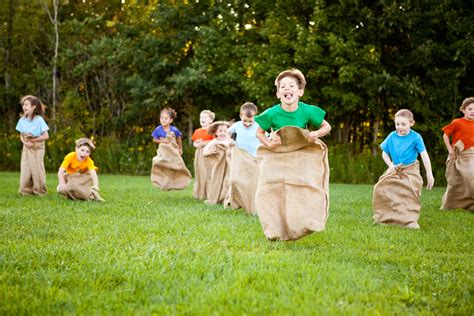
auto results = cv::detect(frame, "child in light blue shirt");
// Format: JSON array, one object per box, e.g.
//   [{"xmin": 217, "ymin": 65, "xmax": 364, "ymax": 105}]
[{"xmin": 228, "ymin": 102, "xmax": 260, "ymax": 157}]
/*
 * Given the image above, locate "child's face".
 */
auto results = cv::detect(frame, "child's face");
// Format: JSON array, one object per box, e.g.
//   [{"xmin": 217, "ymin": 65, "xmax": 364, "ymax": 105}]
[
  {"xmin": 394, "ymin": 116, "xmax": 414, "ymax": 136},
  {"xmin": 160, "ymin": 112, "xmax": 173, "ymax": 127},
  {"xmin": 276, "ymin": 76, "xmax": 304, "ymax": 105},
  {"xmin": 462, "ymin": 103, "xmax": 474, "ymax": 120},
  {"xmin": 22, "ymin": 100, "xmax": 35, "ymax": 117},
  {"xmin": 200, "ymin": 113, "xmax": 212, "ymax": 128},
  {"xmin": 75, "ymin": 145, "xmax": 91, "ymax": 162},
  {"xmin": 216, "ymin": 125, "xmax": 228, "ymax": 141},
  {"xmin": 240, "ymin": 113, "xmax": 255, "ymax": 128}
]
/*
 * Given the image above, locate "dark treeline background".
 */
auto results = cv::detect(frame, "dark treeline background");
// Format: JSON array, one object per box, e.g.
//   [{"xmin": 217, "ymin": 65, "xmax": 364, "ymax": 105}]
[{"xmin": 1, "ymin": 0, "xmax": 473, "ymax": 184}]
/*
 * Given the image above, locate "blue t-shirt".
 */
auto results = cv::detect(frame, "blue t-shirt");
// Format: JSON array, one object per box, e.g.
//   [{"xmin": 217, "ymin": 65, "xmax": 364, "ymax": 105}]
[
  {"xmin": 228, "ymin": 121, "xmax": 261, "ymax": 157},
  {"xmin": 16, "ymin": 116, "xmax": 49, "ymax": 137},
  {"xmin": 151, "ymin": 125, "xmax": 182, "ymax": 139},
  {"xmin": 380, "ymin": 130, "xmax": 426, "ymax": 165}
]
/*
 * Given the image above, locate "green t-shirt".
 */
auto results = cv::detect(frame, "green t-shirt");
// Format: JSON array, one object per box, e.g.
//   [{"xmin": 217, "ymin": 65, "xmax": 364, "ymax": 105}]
[{"xmin": 255, "ymin": 102, "xmax": 326, "ymax": 131}]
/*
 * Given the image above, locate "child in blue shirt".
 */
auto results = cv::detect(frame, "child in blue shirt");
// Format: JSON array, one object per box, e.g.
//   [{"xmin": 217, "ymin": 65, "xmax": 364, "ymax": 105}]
[
  {"xmin": 380, "ymin": 109, "xmax": 434, "ymax": 188},
  {"xmin": 228, "ymin": 102, "xmax": 260, "ymax": 157},
  {"xmin": 151, "ymin": 107, "xmax": 183, "ymax": 155},
  {"xmin": 15, "ymin": 95, "xmax": 49, "ymax": 195}
]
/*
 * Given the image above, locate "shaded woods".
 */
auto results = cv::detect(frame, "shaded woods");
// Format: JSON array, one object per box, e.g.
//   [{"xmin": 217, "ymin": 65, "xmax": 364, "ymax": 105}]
[{"xmin": 1, "ymin": 1, "xmax": 472, "ymax": 184}]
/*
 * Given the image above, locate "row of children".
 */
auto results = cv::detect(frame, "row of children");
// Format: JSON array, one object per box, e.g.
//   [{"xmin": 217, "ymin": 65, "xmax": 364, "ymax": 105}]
[{"xmin": 16, "ymin": 69, "xmax": 474, "ymax": 240}]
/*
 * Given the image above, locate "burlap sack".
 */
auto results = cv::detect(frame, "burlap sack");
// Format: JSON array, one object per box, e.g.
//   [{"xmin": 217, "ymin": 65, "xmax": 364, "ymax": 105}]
[
  {"xmin": 204, "ymin": 142, "xmax": 231, "ymax": 205},
  {"xmin": 224, "ymin": 146, "xmax": 258, "ymax": 215},
  {"xmin": 441, "ymin": 141, "xmax": 474, "ymax": 211},
  {"xmin": 373, "ymin": 161, "xmax": 423, "ymax": 227},
  {"xmin": 57, "ymin": 172, "xmax": 104, "ymax": 201},
  {"xmin": 255, "ymin": 127, "xmax": 330, "ymax": 241},
  {"xmin": 192, "ymin": 148, "xmax": 211, "ymax": 199},
  {"xmin": 151, "ymin": 139, "xmax": 191, "ymax": 190},
  {"xmin": 19, "ymin": 141, "xmax": 48, "ymax": 195}
]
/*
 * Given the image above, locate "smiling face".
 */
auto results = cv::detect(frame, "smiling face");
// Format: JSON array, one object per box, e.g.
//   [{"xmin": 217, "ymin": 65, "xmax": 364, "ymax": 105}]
[
  {"xmin": 462, "ymin": 103, "xmax": 474, "ymax": 121},
  {"xmin": 75, "ymin": 145, "xmax": 91, "ymax": 162},
  {"xmin": 215, "ymin": 124, "xmax": 228, "ymax": 141},
  {"xmin": 394, "ymin": 116, "xmax": 414, "ymax": 136},
  {"xmin": 160, "ymin": 111, "xmax": 173, "ymax": 128},
  {"xmin": 240, "ymin": 112, "xmax": 255, "ymax": 128},
  {"xmin": 22, "ymin": 100, "xmax": 36, "ymax": 118},
  {"xmin": 276, "ymin": 76, "xmax": 304, "ymax": 106},
  {"xmin": 200, "ymin": 112, "xmax": 213, "ymax": 128}
]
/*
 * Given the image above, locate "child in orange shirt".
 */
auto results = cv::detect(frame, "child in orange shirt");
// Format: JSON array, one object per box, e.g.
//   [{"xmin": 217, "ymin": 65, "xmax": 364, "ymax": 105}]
[
  {"xmin": 191, "ymin": 110, "xmax": 215, "ymax": 199},
  {"xmin": 57, "ymin": 138, "xmax": 104, "ymax": 201},
  {"xmin": 441, "ymin": 97, "xmax": 474, "ymax": 210}
]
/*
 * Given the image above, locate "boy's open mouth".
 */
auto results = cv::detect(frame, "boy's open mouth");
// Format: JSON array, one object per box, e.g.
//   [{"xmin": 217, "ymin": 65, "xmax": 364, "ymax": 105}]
[{"xmin": 283, "ymin": 92, "xmax": 293, "ymax": 99}]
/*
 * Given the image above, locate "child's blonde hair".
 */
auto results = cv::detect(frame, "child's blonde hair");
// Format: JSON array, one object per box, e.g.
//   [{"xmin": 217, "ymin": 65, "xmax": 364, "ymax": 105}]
[
  {"xmin": 275, "ymin": 69, "xmax": 307, "ymax": 90},
  {"xmin": 240, "ymin": 102, "xmax": 257, "ymax": 117},
  {"xmin": 20, "ymin": 95, "xmax": 46, "ymax": 118},
  {"xmin": 395, "ymin": 109, "xmax": 415, "ymax": 123},
  {"xmin": 207, "ymin": 121, "xmax": 230, "ymax": 136},
  {"xmin": 460, "ymin": 97, "xmax": 474, "ymax": 111},
  {"xmin": 161, "ymin": 107, "xmax": 177, "ymax": 120},
  {"xmin": 201, "ymin": 110, "xmax": 215, "ymax": 121}
]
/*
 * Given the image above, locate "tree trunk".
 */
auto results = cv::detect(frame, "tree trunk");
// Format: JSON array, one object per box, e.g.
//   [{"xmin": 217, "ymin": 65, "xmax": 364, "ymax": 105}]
[{"xmin": 44, "ymin": 0, "xmax": 59, "ymax": 130}]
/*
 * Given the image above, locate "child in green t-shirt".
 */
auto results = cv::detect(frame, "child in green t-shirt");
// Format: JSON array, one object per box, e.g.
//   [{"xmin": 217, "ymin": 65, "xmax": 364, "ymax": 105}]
[{"xmin": 255, "ymin": 69, "xmax": 331, "ymax": 148}]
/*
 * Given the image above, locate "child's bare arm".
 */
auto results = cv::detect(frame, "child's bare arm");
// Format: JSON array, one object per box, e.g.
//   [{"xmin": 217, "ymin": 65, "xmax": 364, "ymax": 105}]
[
  {"xmin": 256, "ymin": 127, "xmax": 281, "ymax": 148},
  {"xmin": 90, "ymin": 169, "xmax": 100, "ymax": 190},
  {"xmin": 153, "ymin": 137, "xmax": 169, "ymax": 144},
  {"xmin": 308, "ymin": 120, "xmax": 331, "ymax": 142},
  {"xmin": 57, "ymin": 167, "xmax": 67, "ymax": 190},
  {"xmin": 382, "ymin": 151, "xmax": 394, "ymax": 169},
  {"xmin": 420, "ymin": 150, "xmax": 434, "ymax": 190},
  {"xmin": 176, "ymin": 137, "xmax": 183, "ymax": 155},
  {"xmin": 442, "ymin": 133, "xmax": 455, "ymax": 158},
  {"xmin": 32, "ymin": 131, "xmax": 49, "ymax": 142}
]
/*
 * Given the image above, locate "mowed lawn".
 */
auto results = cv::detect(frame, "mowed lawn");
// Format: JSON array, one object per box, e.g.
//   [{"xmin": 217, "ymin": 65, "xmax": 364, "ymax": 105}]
[{"xmin": 0, "ymin": 172, "xmax": 472, "ymax": 315}]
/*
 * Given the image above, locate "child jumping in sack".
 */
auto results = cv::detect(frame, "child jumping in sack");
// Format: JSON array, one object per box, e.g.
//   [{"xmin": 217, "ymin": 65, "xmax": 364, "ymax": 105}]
[
  {"xmin": 191, "ymin": 110, "xmax": 215, "ymax": 199},
  {"xmin": 373, "ymin": 109, "xmax": 434, "ymax": 228},
  {"xmin": 254, "ymin": 68, "xmax": 332, "ymax": 241},
  {"xmin": 441, "ymin": 97, "xmax": 474, "ymax": 211},
  {"xmin": 57, "ymin": 138, "xmax": 104, "ymax": 201},
  {"xmin": 16, "ymin": 95, "xmax": 49, "ymax": 196}
]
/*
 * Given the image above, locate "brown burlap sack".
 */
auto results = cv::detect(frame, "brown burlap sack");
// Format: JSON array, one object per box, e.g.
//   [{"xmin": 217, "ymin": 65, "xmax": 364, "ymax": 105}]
[
  {"xmin": 255, "ymin": 126, "xmax": 330, "ymax": 241},
  {"xmin": 204, "ymin": 142, "xmax": 231, "ymax": 205},
  {"xmin": 224, "ymin": 146, "xmax": 259, "ymax": 215},
  {"xmin": 372, "ymin": 161, "xmax": 423, "ymax": 227},
  {"xmin": 57, "ymin": 172, "xmax": 104, "ymax": 201},
  {"xmin": 151, "ymin": 139, "xmax": 191, "ymax": 190},
  {"xmin": 19, "ymin": 141, "xmax": 48, "ymax": 195},
  {"xmin": 192, "ymin": 148, "xmax": 211, "ymax": 199},
  {"xmin": 441, "ymin": 141, "xmax": 474, "ymax": 211}
]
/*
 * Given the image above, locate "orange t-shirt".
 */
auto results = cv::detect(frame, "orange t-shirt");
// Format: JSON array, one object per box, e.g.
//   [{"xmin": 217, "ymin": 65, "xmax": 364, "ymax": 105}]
[
  {"xmin": 191, "ymin": 128, "xmax": 213, "ymax": 141},
  {"xmin": 442, "ymin": 118, "xmax": 474, "ymax": 150},
  {"xmin": 60, "ymin": 152, "xmax": 98, "ymax": 175}
]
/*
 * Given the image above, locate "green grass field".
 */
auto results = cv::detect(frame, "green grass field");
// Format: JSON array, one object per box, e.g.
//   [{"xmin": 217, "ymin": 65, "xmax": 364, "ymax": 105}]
[{"xmin": 1, "ymin": 172, "xmax": 472, "ymax": 315}]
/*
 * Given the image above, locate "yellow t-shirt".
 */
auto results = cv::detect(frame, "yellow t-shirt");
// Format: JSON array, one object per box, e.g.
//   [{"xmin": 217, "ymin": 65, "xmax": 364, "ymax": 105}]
[{"xmin": 60, "ymin": 152, "xmax": 97, "ymax": 175}]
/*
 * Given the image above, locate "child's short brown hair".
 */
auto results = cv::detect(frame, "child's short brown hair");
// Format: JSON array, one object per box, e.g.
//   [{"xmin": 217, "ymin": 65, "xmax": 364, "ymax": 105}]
[
  {"xmin": 274, "ymin": 69, "xmax": 307, "ymax": 90},
  {"xmin": 460, "ymin": 97, "xmax": 474, "ymax": 111},
  {"xmin": 207, "ymin": 121, "xmax": 230, "ymax": 136},
  {"xmin": 395, "ymin": 109, "xmax": 415, "ymax": 123},
  {"xmin": 75, "ymin": 138, "xmax": 95, "ymax": 151},
  {"xmin": 201, "ymin": 110, "xmax": 215, "ymax": 121},
  {"xmin": 240, "ymin": 102, "xmax": 257, "ymax": 117}
]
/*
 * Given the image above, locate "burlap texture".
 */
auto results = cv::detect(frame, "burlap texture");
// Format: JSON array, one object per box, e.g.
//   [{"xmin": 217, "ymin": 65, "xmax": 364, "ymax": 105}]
[
  {"xmin": 151, "ymin": 139, "xmax": 191, "ymax": 191},
  {"xmin": 224, "ymin": 146, "xmax": 258, "ymax": 215},
  {"xmin": 57, "ymin": 172, "xmax": 104, "ymax": 201},
  {"xmin": 441, "ymin": 141, "xmax": 474, "ymax": 211},
  {"xmin": 255, "ymin": 126, "xmax": 330, "ymax": 241},
  {"xmin": 204, "ymin": 142, "xmax": 231, "ymax": 205},
  {"xmin": 373, "ymin": 161, "xmax": 423, "ymax": 227},
  {"xmin": 192, "ymin": 148, "xmax": 211, "ymax": 199},
  {"xmin": 19, "ymin": 141, "xmax": 48, "ymax": 195}
]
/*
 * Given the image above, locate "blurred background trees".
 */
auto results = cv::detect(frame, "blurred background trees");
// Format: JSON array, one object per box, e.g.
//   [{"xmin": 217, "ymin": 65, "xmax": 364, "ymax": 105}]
[{"xmin": 1, "ymin": 0, "xmax": 472, "ymax": 183}]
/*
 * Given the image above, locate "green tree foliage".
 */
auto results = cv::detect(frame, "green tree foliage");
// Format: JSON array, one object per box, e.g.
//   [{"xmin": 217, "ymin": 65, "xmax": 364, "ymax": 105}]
[{"xmin": 1, "ymin": 0, "xmax": 472, "ymax": 183}]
